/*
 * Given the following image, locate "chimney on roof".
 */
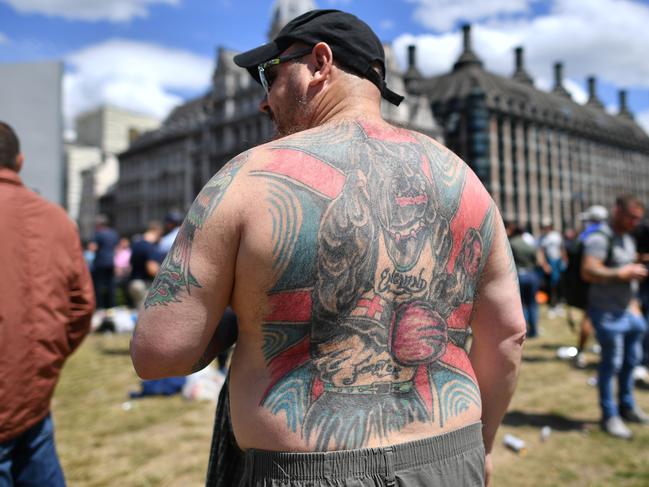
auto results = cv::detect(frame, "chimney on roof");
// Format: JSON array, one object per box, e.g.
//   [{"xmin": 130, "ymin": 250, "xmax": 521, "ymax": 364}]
[
  {"xmin": 404, "ymin": 44, "xmax": 422, "ymax": 91},
  {"xmin": 515, "ymin": 47, "xmax": 523, "ymax": 70},
  {"xmin": 453, "ymin": 24, "xmax": 483, "ymax": 71},
  {"xmin": 463, "ymin": 24, "xmax": 472, "ymax": 52},
  {"xmin": 587, "ymin": 76, "xmax": 603, "ymax": 108},
  {"xmin": 408, "ymin": 45, "xmax": 416, "ymax": 69},
  {"xmin": 512, "ymin": 46, "xmax": 533, "ymax": 85},
  {"xmin": 551, "ymin": 62, "xmax": 571, "ymax": 99},
  {"xmin": 618, "ymin": 89, "xmax": 634, "ymax": 119}
]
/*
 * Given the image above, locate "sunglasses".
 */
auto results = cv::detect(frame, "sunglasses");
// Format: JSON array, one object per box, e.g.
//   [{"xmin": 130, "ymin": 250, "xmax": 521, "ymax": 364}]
[{"xmin": 257, "ymin": 48, "xmax": 313, "ymax": 95}]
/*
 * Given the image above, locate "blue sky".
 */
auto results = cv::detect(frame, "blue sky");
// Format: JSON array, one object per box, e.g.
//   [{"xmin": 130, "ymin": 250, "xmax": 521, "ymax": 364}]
[{"xmin": 1, "ymin": 0, "xmax": 648, "ymax": 134}]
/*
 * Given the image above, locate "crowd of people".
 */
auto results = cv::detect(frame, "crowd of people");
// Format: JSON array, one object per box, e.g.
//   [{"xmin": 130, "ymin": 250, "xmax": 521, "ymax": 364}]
[
  {"xmin": 508, "ymin": 196, "xmax": 649, "ymax": 439},
  {"xmin": 2, "ymin": 7, "xmax": 649, "ymax": 486},
  {"xmin": 83, "ymin": 211, "xmax": 183, "ymax": 318}
]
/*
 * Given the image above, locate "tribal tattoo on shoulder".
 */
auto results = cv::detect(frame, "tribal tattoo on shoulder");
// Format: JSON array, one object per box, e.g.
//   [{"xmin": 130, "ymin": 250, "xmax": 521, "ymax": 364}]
[
  {"xmin": 144, "ymin": 152, "xmax": 249, "ymax": 308},
  {"xmin": 253, "ymin": 121, "xmax": 496, "ymax": 450}
]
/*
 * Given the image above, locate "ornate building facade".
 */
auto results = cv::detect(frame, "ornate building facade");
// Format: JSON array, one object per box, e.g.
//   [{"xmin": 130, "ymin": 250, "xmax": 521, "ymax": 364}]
[
  {"xmin": 410, "ymin": 25, "xmax": 649, "ymax": 233},
  {"xmin": 115, "ymin": 0, "xmax": 441, "ymax": 236},
  {"xmin": 66, "ymin": 105, "xmax": 160, "ymax": 239},
  {"xmin": 116, "ymin": 8, "xmax": 649, "ymax": 237}
]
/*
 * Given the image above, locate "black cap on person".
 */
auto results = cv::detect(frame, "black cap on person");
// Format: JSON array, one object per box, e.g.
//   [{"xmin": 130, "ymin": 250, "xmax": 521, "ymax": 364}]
[{"xmin": 233, "ymin": 9, "xmax": 404, "ymax": 106}]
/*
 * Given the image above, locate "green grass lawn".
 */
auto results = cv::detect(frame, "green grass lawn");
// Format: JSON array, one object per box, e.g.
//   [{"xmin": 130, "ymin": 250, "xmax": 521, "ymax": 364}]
[{"xmin": 53, "ymin": 307, "xmax": 649, "ymax": 486}]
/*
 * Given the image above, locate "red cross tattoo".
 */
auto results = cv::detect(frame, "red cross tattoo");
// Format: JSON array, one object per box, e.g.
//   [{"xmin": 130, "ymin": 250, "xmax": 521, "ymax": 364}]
[{"xmin": 357, "ymin": 295, "xmax": 385, "ymax": 320}]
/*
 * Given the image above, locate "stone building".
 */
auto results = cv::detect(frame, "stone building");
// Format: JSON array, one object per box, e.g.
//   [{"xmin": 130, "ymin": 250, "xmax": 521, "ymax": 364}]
[
  {"xmin": 65, "ymin": 105, "xmax": 160, "ymax": 239},
  {"xmin": 0, "ymin": 61, "xmax": 64, "ymax": 205},
  {"xmin": 409, "ymin": 25, "xmax": 649, "ymax": 233},
  {"xmin": 115, "ymin": 0, "xmax": 441, "ymax": 236}
]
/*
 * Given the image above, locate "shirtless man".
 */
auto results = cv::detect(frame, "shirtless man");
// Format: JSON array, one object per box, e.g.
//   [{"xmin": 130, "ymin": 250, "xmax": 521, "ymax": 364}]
[{"xmin": 131, "ymin": 9, "xmax": 526, "ymax": 486}]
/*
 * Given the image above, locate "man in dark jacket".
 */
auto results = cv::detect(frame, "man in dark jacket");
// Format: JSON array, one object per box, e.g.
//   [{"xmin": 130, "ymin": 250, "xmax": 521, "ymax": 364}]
[
  {"xmin": 91, "ymin": 214, "xmax": 119, "ymax": 310},
  {"xmin": 0, "ymin": 122, "xmax": 95, "ymax": 485}
]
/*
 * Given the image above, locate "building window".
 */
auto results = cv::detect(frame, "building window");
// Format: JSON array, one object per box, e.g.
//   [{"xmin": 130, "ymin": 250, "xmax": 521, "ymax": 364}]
[
  {"xmin": 511, "ymin": 118, "xmax": 519, "ymax": 221},
  {"xmin": 497, "ymin": 115, "xmax": 505, "ymax": 212}
]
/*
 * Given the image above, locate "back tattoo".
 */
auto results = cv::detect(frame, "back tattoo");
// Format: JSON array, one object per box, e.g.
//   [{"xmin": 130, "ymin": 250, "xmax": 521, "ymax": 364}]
[
  {"xmin": 145, "ymin": 120, "xmax": 497, "ymax": 450},
  {"xmin": 253, "ymin": 121, "xmax": 496, "ymax": 450}
]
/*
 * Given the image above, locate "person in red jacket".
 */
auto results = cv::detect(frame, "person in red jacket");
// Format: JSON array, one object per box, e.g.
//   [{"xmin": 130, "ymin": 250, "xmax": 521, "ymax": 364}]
[{"xmin": 0, "ymin": 121, "xmax": 95, "ymax": 485}]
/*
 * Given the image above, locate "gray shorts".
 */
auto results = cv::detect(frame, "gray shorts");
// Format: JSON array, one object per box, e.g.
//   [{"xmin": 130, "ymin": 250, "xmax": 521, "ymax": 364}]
[{"xmin": 237, "ymin": 422, "xmax": 484, "ymax": 486}]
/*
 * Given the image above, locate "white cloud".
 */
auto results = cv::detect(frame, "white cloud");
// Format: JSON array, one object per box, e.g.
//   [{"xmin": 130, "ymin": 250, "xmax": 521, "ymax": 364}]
[
  {"xmin": 1, "ymin": 0, "xmax": 179, "ymax": 22},
  {"xmin": 562, "ymin": 79, "xmax": 589, "ymax": 105},
  {"xmin": 535, "ymin": 76, "xmax": 589, "ymax": 105},
  {"xmin": 393, "ymin": 25, "xmax": 521, "ymax": 76},
  {"xmin": 0, "ymin": 32, "xmax": 8, "ymax": 44},
  {"xmin": 394, "ymin": 0, "xmax": 649, "ymax": 104},
  {"xmin": 380, "ymin": 19, "xmax": 395, "ymax": 30},
  {"xmin": 392, "ymin": 32, "xmax": 461, "ymax": 76},
  {"xmin": 503, "ymin": 0, "xmax": 649, "ymax": 89},
  {"xmin": 407, "ymin": 0, "xmax": 530, "ymax": 31},
  {"xmin": 638, "ymin": 110, "xmax": 649, "ymax": 135},
  {"xmin": 64, "ymin": 39, "xmax": 212, "ymax": 130}
]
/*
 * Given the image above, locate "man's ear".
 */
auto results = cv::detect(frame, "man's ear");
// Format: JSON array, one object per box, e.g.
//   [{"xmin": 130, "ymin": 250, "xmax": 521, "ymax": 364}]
[
  {"xmin": 309, "ymin": 42, "xmax": 334, "ymax": 88},
  {"xmin": 14, "ymin": 153, "xmax": 24, "ymax": 173}
]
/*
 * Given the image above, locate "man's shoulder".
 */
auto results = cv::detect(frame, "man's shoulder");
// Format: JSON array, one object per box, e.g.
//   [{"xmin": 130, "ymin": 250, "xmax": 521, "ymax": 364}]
[
  {"xmin": 21, "ymin": 187, "xmax": 76, "ymax": 233},
  {"xmin": 583, "ymin": 225, "xmax": 611, "ymax": 250},
  {"xmin": 3, "ymin": 187, "xmax": 79, "ymax": 252},
  {"xmin": 253, "ymin": 121, "xmax": 465, "ymax": 171},
  {"xmin": 132, "ymin": 239, "xmax": 154, "ymax": 252},
  {"xmin": 99, "ymin": 227, "xmax": 119, "ymax": 239},
  {"xmin": 587, "ymin": 223, "xmax": 612, "ymax": 239},
  {"xmin": 237, "ymin": 121, "xmax": 491, "ymax": 216}
]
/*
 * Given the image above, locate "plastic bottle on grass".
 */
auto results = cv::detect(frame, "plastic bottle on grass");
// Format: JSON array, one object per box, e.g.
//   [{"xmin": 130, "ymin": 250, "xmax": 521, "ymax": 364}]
[{"xmin": 503, "ymin": 434, "xmax": 527, "ymax": 455}]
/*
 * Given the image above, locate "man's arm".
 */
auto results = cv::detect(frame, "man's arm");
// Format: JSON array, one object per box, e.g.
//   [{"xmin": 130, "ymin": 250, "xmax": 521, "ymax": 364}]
[
  {"xmin": 582, "ymin": 256, "xmax": 647, "ymax": 284},
  {"xmin": 145, "ymin": 258, "xmax": 161, "ymax": 279},
  {"xmin": 189, "ymin": 308, "xmax": 238, "ymax": 373},
  {"xmin": 130, "ymin": 154, "xmax": 248, "ymax": 379},
  {"xmin": 581, "ymin": 232, "xmax": 648, "ymax": 284},
  {"xmin": 469, "ymin": 218, "xmax": 526, "ymax": 484},
  {"xmin": 66, "ymin": 230, "xmax": 95, "ymax": 353},
  {"xmin": 536, "ymin": 244, "xmax": 550, "ymax": 274}
]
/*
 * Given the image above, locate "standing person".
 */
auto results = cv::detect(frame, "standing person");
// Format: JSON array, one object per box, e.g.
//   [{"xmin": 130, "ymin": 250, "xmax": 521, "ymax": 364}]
[
  {"xmin": 131, "ymin": 10, "xmax": 526, "ymax": 486},
  {"xmin": 560, "ymin": 227, "xmax": 577, "ymax": 318},
  {"xmin": 83, "ymin": 241, "xmax": 97, "ymax": 269},
  {"xmin": 633, "ymin": 217, "xmax": 649, "ymax": 372},
  {"xmin": 158, "ymin": 210, "xmax": 183, "ymax": 256},
  {"xmin": 538, "ymin": 219, "xmax": 566, "ymax": 317},
  {"xmin": 521, "ymin": 224, "xmax": 537, "ymax": 248},
  {"xmin": 128, "ymin": 221, "xmax": 164, "ymax": 310},
  {"xmin": 114, "ymin": 237, "xmax": 132, "ymax": 307},
  {"xmin": 0, "ymin": 122, "xmax": 95, "ymax": 485},
  {"xmin": 91, "ymin": 214, "xmax": 119, "ymax": 310},
  {"xmin": 508, "ymin": 223, "xmax": 541, "ymax": 338},
  {"xmin": 582, "ymin": 195, "xmax": 649, "ymax": 439},
  {"xmin": 567, "ymin": 205, "xmax": 608, "ymax": 368}
]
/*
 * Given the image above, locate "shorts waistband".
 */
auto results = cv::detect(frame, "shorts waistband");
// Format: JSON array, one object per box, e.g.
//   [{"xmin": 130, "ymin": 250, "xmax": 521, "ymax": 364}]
[{"xmin": 242, "ymin": 422, "xmax": 483, "ymax": 481}]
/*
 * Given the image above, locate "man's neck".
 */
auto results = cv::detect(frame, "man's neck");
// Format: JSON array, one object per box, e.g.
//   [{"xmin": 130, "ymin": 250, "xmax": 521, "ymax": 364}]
[
  {"xmin": 0, "ymin": 166, "xmax": 22, "ymax": 185},
  {"xmin": 306, "ymin": 80, "xmax": 383, "ymax": 129}
]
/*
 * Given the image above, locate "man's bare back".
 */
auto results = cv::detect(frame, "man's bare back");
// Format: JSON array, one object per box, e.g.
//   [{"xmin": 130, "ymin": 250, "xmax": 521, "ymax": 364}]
[
  {"xmin": 136, "ymin": 119, "xmax": 502, "ymax": 452},
  {"xmin": 132, "ymin": 10, "xmax": 525, "ymax": 484}
]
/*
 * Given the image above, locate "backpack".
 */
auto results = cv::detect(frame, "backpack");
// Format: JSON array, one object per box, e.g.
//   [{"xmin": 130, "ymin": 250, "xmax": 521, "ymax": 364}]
[{"xmin": 564, "ymin": 230, "xmax": 612, "ymax": 310}]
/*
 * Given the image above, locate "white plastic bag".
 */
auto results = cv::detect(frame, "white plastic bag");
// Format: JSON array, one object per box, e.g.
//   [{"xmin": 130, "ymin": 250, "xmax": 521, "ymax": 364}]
[{"xmin": 182, "ymin": 366, "xmax": 226, "ymax": 401}]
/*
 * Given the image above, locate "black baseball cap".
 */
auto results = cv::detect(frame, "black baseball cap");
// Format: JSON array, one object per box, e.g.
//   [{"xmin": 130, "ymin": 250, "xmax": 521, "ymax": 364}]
[{"xmin": 233, "ymin": 9, "xmax": 404, "ymax": 106}]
